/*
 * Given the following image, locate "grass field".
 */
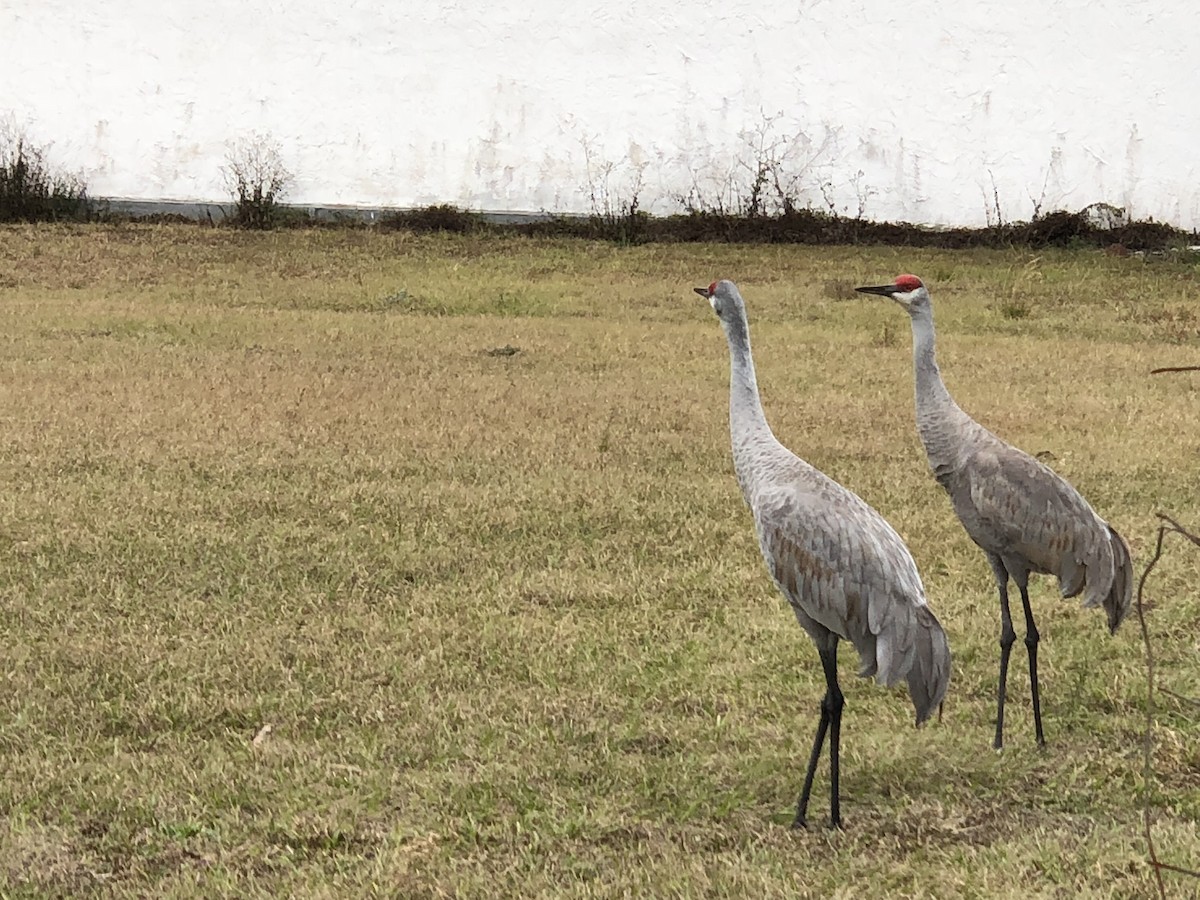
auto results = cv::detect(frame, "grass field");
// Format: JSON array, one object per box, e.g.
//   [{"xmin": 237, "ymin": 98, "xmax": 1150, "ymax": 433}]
[{"xmin": 0, "ymin": 224, "xmax": 1197, "ymax": 897}]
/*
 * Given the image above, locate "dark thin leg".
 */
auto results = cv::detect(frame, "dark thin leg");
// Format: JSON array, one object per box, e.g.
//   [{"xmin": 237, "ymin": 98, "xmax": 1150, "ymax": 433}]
[
  {"xmin": 989, "ymin": 556, "xmax": 1016, "ymax": 751},
  {"xmin": 793, "ymin": 698, "xmax": 829, "ymax": 830},
  {"xmin": 793, "ymin": 640, "xmax": 844, "ymax": 829},
  {"xmin": 826, "ymin": 647, "xmax": 845, "ymax": 829},
  {"xmin": 1017, "ymin": 578, "xmax": 1045, "ymax": 746}
]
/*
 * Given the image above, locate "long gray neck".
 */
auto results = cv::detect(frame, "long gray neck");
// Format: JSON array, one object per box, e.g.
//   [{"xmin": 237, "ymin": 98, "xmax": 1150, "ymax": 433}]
[
  {"xmin": 722, "ymin": 310, "xmax": 776, "ymax": 487},
  {"xmin": 909, "ymin": 306, "xmax": 969, "ymax": 476}
]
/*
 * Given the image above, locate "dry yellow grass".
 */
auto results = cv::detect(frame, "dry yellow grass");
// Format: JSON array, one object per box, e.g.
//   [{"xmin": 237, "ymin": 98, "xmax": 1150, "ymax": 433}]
[{"xmin": 0, "ymin": 224, "xmax": 1196, "ymax": 897}]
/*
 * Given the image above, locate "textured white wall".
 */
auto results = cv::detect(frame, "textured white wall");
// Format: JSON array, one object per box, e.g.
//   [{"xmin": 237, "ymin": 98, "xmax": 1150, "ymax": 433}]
[{"xmin": 3, "ymin": 0, "xmax": 1199, "ymax": 227}]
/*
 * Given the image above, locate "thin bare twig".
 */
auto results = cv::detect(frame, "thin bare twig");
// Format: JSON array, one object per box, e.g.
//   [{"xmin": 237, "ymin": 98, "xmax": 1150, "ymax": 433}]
[
  {"xmin": 1135, "ymin": 513, "xmax": 1200, "ymax": 897},
  {"xmin": 1149, "ymin": 366, "xmax": 1200, "ymax": 374},
  {"xmin": 1159, "ymin": 688, "xmax": 1200, "ymax": 709}
]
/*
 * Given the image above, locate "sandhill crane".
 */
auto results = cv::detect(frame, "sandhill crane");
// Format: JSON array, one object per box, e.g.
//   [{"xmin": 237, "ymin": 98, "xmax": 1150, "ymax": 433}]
[
  {"xmin": 857, "ymin": 274, "xmax": 1132, "ymax": 750},
  {"xmin": 695, "ymin": 279, "xmax": 951, "ymax": 829}
]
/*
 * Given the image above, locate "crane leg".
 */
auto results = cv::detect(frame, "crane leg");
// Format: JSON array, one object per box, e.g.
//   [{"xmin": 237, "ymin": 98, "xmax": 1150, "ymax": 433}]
[
  {"xmin": 990, "ymin": 556, "xmax": 1016, "ymax": 751},
  {"xmin": 792, "ymin": 701, "xmax": 828, "ymax": 830},
  {"xmin": 1016, "ymin": 578, "xmax": 1045, "ymax": 746},
  {"xmin": 793, "ymin": 640, "xmax": 844, "ymax": 830},
  {"xmin": 825, "ymin": 644, "xmax": 845, "ymax": 829}
]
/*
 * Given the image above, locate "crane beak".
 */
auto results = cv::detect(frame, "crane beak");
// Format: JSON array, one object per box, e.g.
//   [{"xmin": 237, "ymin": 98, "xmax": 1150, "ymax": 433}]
[
  {"xmin": 854, "ymin": 284, "xmax": 901, "ymax": 298},
  {"xmin": 855, "ymin": 283, "xmax": 910, "ymax": 310},
  {"xmin": 693, "ymin": 286, "xmax": 712, "ymax": 298}
]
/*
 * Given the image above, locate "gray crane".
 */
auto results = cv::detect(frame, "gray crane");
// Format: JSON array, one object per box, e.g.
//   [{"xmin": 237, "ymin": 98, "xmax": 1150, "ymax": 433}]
[
  {"xmin": 695, "ymin": 279, "xmax": 951, "ymax": 829},
  {"xmin": 856, "ymin": 274, "xmax": 1132, "ymax": 750}
]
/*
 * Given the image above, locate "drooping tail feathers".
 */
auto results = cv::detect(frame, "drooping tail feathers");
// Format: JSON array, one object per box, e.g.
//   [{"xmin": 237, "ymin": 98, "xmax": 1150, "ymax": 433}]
[
  {"xmin": 906, "ymin": 605, "xmax": 952, "ymax": 726},
  {"xmin": 1105, "ymin": 524, "xmax": 1134, "ymax": 635}
]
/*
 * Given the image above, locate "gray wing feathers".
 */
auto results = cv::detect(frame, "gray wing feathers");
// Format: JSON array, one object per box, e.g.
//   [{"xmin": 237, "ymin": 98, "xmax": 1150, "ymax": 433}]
[
  {"xmin": 906, "ymin": 605, "xmax": 952, "ymax": 725},
  {"xmin": 964, "ymin": 442, "xmax": 1122, "ymax": 615},
  {"xmin": 755, "ymin": 475, "xmax": 951, "ymax": 717},
  {"xmin": 1103, "ymin": 525, "xmax": 1134, "ymax": 634}
]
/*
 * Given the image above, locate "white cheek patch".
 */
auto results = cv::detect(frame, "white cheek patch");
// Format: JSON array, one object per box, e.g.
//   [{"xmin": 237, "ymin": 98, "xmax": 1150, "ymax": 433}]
[{"xmin": 709, "ymin": 296, "xmax": 718, "ymax": 312}]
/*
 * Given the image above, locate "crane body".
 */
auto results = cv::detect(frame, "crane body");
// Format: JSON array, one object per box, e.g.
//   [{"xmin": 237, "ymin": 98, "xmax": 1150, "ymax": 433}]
[
  {"xmin": 697, "ymin": 279, "xmax": 951, "ymax": 827},
  {"xmin": 857, "ymin": 274, "xmax": 1132, "ymax": 750}
]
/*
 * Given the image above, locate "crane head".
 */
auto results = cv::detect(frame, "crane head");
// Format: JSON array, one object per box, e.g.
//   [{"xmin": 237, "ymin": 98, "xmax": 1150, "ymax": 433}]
[
  {"xmin": 854, "ymin": 274, "xmax": 929, "ymax": 313},
  {"xmin": 693, "ymin": 279, "xmax": 744, "ymax": 319}
]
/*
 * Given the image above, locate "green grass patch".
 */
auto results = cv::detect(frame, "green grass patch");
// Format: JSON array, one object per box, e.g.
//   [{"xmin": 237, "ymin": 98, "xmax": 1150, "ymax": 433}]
[{"xmin": 0, "ymin": 224, "xmax": 1196, "ymax": 896}]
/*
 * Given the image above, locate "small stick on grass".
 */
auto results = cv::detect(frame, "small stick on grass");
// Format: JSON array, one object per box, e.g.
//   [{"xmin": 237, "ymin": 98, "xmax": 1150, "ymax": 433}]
[{"xmin": 1135, "ymin": 514, "xmax": 1200, "ymax": 898}]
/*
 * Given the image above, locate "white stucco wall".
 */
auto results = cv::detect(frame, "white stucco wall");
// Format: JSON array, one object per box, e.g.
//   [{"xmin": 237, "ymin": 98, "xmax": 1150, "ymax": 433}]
[{"xmin": 3, "ymin": 0, "xmax": 1199, "ymax": 227}]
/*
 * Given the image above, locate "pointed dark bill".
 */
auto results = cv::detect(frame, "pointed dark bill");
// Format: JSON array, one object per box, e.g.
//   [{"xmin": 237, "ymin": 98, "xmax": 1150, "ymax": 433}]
[
  {"xmin": 854, "ymin": 284, "xmax": 901, "ymax": 297},
  {"xmin": 694, "ymin": 286, "xmax": 711, "ymax": 298}
]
